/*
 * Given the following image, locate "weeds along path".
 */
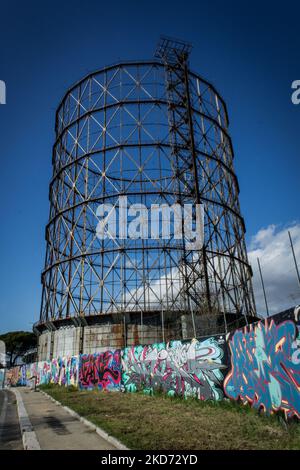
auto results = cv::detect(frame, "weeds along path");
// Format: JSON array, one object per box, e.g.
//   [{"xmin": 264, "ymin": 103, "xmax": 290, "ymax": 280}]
[{"xmin": 41, "ymin": 385, "xmax": 300, "ymax": 450}]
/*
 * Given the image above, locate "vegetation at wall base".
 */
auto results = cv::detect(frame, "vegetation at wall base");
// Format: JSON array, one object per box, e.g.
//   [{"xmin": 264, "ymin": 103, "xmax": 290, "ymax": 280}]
[{"xmin": 39, "ymin": 385, "xmax": 300, "ymax": 450}]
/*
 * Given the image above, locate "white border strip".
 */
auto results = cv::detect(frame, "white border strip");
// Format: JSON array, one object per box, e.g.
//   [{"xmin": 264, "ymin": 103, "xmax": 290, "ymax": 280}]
[
  {"xmin": 12, "ymin": 389, "xmax": 41, "ymax": 450},
  {"xmin": 40, "ymin": 390, "xmax": 128, "ymax": 450}
]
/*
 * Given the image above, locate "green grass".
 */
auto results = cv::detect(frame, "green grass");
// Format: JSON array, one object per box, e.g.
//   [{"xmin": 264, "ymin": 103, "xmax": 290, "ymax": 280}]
[{"xmin": 39, "ymin": 384, "xmax": 300, "ymax": 450}]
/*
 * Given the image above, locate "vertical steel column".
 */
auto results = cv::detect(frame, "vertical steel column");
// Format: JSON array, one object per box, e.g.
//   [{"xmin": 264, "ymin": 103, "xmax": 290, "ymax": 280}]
[{"xmin": 155, "ymin": 38, "xmax": 211, "ymax": 333}]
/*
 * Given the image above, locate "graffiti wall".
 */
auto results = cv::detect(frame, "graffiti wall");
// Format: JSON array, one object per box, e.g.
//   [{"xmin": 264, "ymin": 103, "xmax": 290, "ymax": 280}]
[
  {"xmin": 0, "ymin": 369, "xmax": 5, "ymax": 389},
  {"xmin": 4, "ymin": 357, "xmax": 79, "ymax": 388},
  {"xmin": 79, "ymin": 351, "xmax": 121, "ymax": 391},
  {"xmin": 37, "ymin": 357, "xmax": 79, "ymax": 386},
  {"xmin": 6, "ymin": 366, "xmax": 23, "ymax": 386},
  {"xmin": 51, "ymin": 356, "xmax": 78, "ymax": 386},
  {"xmin": 3, "ymin": 307, "xmax": 299, "ymax": 420},
  {"xmin": 37, "ymin": 361, "xmax": 52, "ymax": 385},
  {"xmin": 26, "ymin": 362, "xmax": 38, "ymax": 386},
  {"xmin": 122, "ymin": 336, "xmax": 228, "ymax": 400},
  {"xmin": 224, "ymin": 311, "xmax": 300, "ymax": 419}
]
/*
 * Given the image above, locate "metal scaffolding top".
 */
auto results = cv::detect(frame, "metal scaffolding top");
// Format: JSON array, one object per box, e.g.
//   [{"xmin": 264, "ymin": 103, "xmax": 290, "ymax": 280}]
[{"xmin": 154, "ymin": 35, "xmax": 193, "ymax": 63}]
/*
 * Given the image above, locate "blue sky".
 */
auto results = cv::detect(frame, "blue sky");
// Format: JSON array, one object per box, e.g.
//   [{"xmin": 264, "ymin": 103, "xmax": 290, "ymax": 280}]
[{"xmin": 0, "ymin": 0, "xmax": 299, "ymax": 333}]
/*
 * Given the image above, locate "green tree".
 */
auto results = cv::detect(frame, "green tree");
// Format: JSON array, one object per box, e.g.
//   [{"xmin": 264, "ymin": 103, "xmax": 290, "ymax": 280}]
[{"xmin": 0, "ymin": 331, "xmax": 36, "ymax": 367}]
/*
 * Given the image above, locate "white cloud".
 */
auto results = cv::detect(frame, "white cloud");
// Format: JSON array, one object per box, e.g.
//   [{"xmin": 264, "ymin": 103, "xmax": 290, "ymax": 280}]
[{"xmin": 248, "ymin": 222, "xmax": 300, "ymax": 317}]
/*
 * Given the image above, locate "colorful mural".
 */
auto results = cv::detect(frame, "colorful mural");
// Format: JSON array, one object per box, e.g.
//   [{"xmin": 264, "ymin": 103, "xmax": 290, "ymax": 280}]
[
  {"xmin": 122, "ymin": 336, "xmax": 227, "ymax": 400},
  {"xmin": 28, "ymin": 362, "xmax": 38, "ymax": 385},
  {"xmin": 79, "ymin": 351, "xmax": 121, "ymax": 391},
  {"xmin": 4, "ymin": 357, "xmax": 78, "ymax": 388},
  {"xmin": 224, "ymin": 316, "xmax": 300, "ymax": 419},
  {"xmin": 3, "ymin": 309, "xmax": 299, "ymax": 421},
  {"xmin": 0, "ymin": 369, "xmax": 5, "ymax": 388},
  {"xmin": 51, "ymin": 356, "xmax": 78, "ymax": 386},
  {"xmin": 37, "ymin": 361, "xmax": 52, "ymax": 385},
  {"xmin": 6, "ymin": 366, "xmax": 22, "ymax": 386}
]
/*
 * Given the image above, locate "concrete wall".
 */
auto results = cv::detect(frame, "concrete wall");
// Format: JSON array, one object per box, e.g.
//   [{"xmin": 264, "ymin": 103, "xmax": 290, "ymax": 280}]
[
  {"xmin": 83, "ymin": 325, "xmax": 123, "ymax": 353},
  {"xmin": 38, "ymin": 331, "xmax": 52, "ymax": 361},
  {"xmin": 38, "ymin": 328, "xmax": 81, "ymax": 360},
  {"xmin": 38, "ymin": 322, "xmax": 170, "ymax": 360},
  {"xmin": 52, "ymin": 327, "xmax": 81, "ymax": 358},
  {"xmin": 126, "ymin": 324, "xmax": 164, "ymax": 347}
]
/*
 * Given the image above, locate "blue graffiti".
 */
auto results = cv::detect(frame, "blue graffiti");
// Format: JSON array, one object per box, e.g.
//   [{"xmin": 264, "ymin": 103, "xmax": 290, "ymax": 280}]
[{"xmin": 224, "ymin": 319, "xmax": 300, "ymax": 418}]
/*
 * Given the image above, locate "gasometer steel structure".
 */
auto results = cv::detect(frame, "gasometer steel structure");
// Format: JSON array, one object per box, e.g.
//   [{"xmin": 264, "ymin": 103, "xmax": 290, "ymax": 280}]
[{"xmin": 38, "ymin": 37, "xmax": 256, "ymax": 344}]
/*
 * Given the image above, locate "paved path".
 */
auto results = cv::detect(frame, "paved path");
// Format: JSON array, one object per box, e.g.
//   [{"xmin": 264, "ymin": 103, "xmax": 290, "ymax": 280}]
[
  {"xmin": 0, "ymin": 389, "xmax": 23, "ymax": 450},
  {"xmin": 18, "ymin": 388, "xmax": 117, "ymax": 450}
]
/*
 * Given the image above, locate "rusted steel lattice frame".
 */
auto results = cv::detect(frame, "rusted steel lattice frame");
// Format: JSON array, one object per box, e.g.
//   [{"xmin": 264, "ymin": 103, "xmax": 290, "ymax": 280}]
[
  {"xmin": 155, "ymin": 37, "xmax": 256, "ymax": 330},
  {"xmin": 39, "ymin": 53, "xmax": 256, "ymax": 339},
  {"xmin": 155, "ymin": 38, "xmax": 212, "ymax": 336},
  {"xmin": 40, "ymin": 63, "xmax": 190, "ymax": 330}
]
